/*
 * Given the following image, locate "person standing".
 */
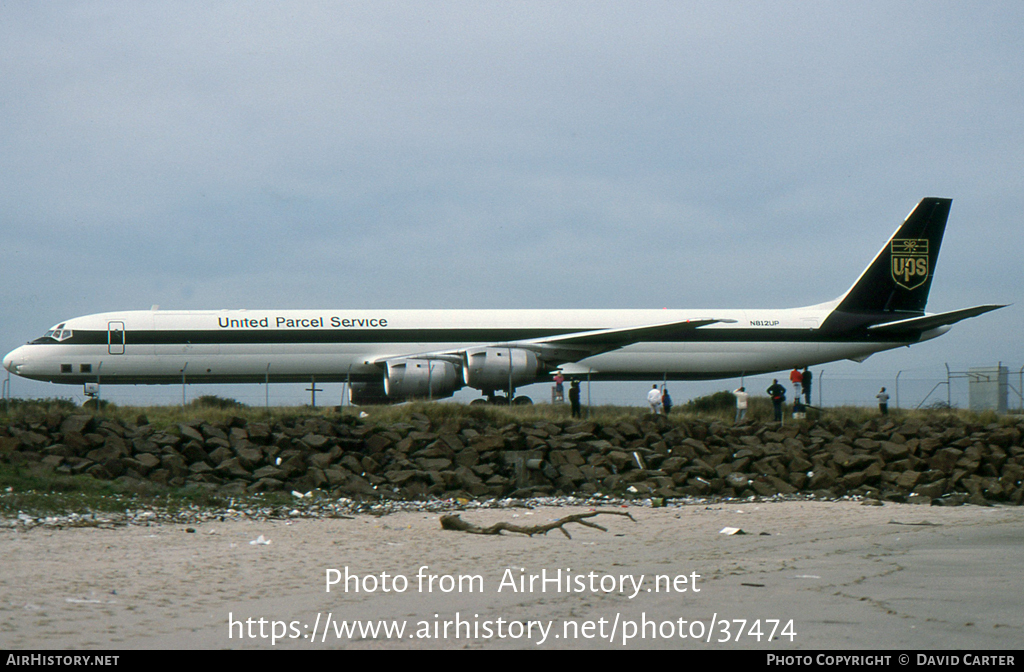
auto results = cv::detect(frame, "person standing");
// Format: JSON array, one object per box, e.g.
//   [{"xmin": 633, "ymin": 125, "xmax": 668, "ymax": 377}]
[
  {"xmin": 801, "ymin": 367, "xmax": 813, "ymax": 405},
  {"xmin": 790, "ymin": 367, "xmax": 803, "ymax": 399},
  {"xmin": 876, "ymin": 387, "xmax": 890, "ymax": 415},
  {"xmin": 733, "ymin": 386, "xmax": 749, "ymax": 423},
  {"xmin": 569, "ymin": 380, "xmax": 582, "ymax": 418},
  {"xmin": 767, "ymin": 379, "xmax": 787, "ymax": 422},
  {"xmin": 553, "ymin": 371, "xmax": 565, "ymax": 402},
  {"xmin": 647, "ymin": 384, "xmax": 663, "ymax": 414},
  {"xmin": 661, "ymin": 386, "xmax": 673, "ymax": 415}
]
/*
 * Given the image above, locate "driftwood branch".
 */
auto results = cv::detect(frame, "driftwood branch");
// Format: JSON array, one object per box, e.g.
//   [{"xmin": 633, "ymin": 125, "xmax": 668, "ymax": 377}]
[{"xmin": 439, "ymin": 510, "xmax": 636, "ymax": 540}]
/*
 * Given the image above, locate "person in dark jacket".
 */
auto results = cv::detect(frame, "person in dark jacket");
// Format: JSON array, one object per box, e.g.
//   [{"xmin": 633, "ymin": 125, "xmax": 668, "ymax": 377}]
[
  {"xmin": 661, "ymin": 386, "xmax": 672, "ymax": 415},
  {"xmin": 801, "ymin": 367, "xmax": 813, "ymax": 405},
  {"xmin": 767, "ymin": 379, "xmax": 787, "ymax": 421},
  {"xmin": 569, "ymin": 380, "xmax": 582, "ymax": 418}
]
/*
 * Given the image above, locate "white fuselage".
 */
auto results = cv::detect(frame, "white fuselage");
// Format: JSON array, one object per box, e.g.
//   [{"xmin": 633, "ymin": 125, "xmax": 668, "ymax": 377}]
[{"xmin": 2, "ymin": 305, "xmax": 939, "ymax": 387}]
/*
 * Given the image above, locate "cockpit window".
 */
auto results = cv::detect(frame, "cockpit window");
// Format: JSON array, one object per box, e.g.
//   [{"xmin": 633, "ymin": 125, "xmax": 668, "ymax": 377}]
[{"xmin": 38, "ymin": 324, "xmax": 73, "ymax": 342}]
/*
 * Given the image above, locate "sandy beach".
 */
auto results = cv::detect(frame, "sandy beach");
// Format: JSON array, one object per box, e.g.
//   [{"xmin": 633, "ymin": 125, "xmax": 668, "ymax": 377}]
[{"xmin": 2, "ymin": 500, "xmax": 1022, "ymax": 650}]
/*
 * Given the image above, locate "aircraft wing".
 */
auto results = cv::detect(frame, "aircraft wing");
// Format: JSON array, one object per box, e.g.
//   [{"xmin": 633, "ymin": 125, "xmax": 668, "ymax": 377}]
[
  {"xmin": 498, "ymin": 317, "xmax": 736, "ymax": 364},
  {"xmin": 375, "ymin": 317, "xmax": 736, "ymax": 367},
  {"xmin": 866, "ymin": 305, "xmax": 1007, "ymax": 335},
  {"xmin": 515, "ymin": 318, "xmax": 733, "ymax": 347}
]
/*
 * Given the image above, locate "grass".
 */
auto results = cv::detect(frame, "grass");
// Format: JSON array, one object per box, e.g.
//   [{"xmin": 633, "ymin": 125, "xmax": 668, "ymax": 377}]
[
  {"xmin": 2, "ymin": 394, "xmax": 1019, "ymax": 430},
  {"xmin": 0, "ymin": 459, "xmax": 303, "ymax": 518}
]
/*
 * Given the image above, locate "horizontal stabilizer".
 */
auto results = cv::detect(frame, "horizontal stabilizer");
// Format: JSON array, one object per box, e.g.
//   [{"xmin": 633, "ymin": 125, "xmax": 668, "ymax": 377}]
[{"xmin": 867, "ymin": 305, "xmax": 1007, "ymax": 335}]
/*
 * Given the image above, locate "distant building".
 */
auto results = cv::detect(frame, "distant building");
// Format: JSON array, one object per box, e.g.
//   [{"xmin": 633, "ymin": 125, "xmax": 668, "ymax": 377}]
[{"xmin": 968, "ymin": 366, "xmax": 1008, "ymax": 413}]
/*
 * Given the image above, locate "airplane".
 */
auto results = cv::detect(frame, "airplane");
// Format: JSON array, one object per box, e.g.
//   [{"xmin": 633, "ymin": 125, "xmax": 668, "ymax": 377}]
[{"xmin": 2, "ymin": 197, "xmax": 1005, "ymax": 405}]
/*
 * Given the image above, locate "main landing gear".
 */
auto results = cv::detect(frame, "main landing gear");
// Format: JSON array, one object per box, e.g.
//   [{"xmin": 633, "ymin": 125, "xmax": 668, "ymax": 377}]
[{"xmin": 471, "ymin": 394, "xmax": 534, "ymax": 406}]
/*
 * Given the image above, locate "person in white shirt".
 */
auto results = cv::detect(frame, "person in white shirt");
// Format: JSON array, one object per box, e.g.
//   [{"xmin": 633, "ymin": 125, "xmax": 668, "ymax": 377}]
[
  {"xmin": 877, "ymin": 387, "xmax": 890, "ymax": 415},
  {"xmin": 647, "ymin": 384, "xmax": 662, "ymax": 414},
  {"xmin": 733, "ymin": 386, "xmax": 749, "ymax": 423}
]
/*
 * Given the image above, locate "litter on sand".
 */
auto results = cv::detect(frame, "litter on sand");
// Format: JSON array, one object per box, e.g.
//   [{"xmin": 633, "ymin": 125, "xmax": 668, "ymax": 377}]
[
  {"xmin": 249, "ymin": 535, "xmax": 271, "ymax": 545},
  {"xmin": 719, "ymin": 527, "xmax": 746, "ymax": 535}
]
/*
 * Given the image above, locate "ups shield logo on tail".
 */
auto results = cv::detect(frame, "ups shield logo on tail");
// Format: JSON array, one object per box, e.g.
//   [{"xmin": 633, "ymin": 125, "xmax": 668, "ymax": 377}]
[{"xmin": 891, "ymin": 239, "xmax": 929, "ymax": 290}]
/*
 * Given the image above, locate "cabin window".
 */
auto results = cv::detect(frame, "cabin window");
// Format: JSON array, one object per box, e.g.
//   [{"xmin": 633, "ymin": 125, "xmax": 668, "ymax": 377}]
[
  {"xmin": 80, "ymin": 364, "xmax": 92, "ymax": 373},
  {"xmin": 61, "ymin": 364, "xmax": 72, "ymax": 373}
]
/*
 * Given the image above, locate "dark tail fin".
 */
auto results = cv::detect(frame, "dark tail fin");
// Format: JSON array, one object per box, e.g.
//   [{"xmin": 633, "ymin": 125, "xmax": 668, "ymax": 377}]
[{"xmin": 834, "ymin": 197, "xmax": 951, "ymax": 315}]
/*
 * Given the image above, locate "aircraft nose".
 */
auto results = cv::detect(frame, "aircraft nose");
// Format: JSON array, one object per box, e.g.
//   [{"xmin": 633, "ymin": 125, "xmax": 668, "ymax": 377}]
[{"xmin": 3, "ymin": 348, "xmax": 19, "ymax": 374}]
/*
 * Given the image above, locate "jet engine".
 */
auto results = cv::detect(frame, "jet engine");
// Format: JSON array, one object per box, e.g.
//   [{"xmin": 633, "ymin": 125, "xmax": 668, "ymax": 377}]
[
  {"xmin": 348, "ymin": 381, "xmax": 391, "ymax": 406},
  {"xmin": 462, "ymin": 347, "xmax": 545, "ymax": 393},
  {"xmin": 384, "ymin": 359, "xmax": 461, "ymax": 400}
]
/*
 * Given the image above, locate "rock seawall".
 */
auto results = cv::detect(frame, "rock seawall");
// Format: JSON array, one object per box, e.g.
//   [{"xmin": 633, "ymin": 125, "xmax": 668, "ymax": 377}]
[{"xmin": 2, "ymin": 411, "xmax": 1022, "ymax": 506}]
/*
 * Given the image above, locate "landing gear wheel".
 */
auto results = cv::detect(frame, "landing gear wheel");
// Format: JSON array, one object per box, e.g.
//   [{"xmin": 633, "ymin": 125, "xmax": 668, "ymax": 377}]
[
  {"xmin": 470, "ymin": 398, "xmax": 489, "ymax": 406},
  {"xmin": 512, "ymin": 396, "xmax": 533, "ymax": 406}
]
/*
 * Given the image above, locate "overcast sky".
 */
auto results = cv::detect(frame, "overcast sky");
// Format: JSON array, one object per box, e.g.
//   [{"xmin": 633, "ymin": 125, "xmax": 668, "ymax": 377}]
[{"xmin": 2, "ymin": 1, "xmax": 1021, "ymax": 409}]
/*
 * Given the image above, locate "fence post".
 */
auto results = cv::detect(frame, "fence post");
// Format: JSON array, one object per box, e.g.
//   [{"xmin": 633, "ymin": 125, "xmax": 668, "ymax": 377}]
[{"xmin": 896, "ymin": 370, "xmax": 902, "ymax": 409}]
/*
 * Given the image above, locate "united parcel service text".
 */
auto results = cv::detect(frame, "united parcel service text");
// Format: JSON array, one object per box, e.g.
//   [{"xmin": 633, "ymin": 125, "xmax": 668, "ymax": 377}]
[{"xmin": 217, "ymin": 316, "xmax": 388, "ymax": 329}]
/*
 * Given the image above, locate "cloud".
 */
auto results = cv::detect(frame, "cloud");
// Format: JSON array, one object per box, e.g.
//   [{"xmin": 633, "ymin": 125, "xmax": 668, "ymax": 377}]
[{"xmin": 2, "ymin": 1, "xmax": 1021, "ymax": 406}]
